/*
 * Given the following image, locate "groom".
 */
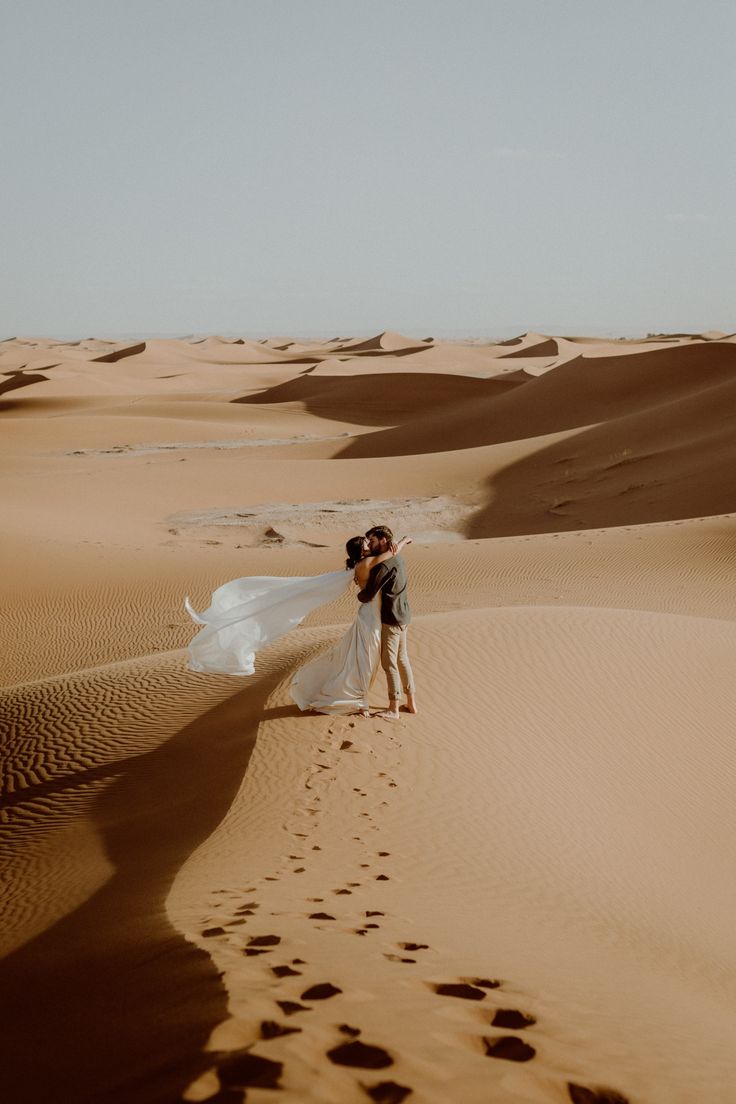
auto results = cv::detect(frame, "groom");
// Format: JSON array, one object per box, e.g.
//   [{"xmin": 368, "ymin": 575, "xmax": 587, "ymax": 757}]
[{"xmin": 357, "ymin": 525, "xmax": 417, "ymax": 719}]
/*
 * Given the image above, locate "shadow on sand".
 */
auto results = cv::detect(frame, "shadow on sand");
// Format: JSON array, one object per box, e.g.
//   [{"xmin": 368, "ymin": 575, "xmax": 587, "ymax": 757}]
[
  {"xmin": 0, "ymin": 665, "xmax": 287, "ymax": 1104},
  {"xmin": 463, "ymin": 378, "xmax": 736, "ymax": 539}
]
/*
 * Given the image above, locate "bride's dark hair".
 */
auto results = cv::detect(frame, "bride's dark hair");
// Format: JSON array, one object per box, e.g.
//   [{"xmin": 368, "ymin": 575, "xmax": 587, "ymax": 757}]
[{"xmin": 345, "ymin": 535, "xmax": 365, "ymax": 570}]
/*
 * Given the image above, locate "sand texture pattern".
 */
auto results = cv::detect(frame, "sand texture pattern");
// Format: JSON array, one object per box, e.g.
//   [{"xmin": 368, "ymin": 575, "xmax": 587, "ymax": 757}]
[{"xmin": 2, "ymin": 330, "xmax": 736, "ymax": 1104}]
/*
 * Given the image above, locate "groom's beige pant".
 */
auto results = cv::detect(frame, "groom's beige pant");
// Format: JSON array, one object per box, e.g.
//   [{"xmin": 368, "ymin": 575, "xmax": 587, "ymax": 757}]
[{"xmin": 380, "ymin": 624, "xmax": 415, "ymax": 701}]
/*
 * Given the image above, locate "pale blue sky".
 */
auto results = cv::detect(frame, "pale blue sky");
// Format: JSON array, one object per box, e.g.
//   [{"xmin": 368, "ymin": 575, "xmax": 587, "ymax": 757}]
[{"xmin": 2, "ymin": 0, "xmax": 734, "ymax": 338}]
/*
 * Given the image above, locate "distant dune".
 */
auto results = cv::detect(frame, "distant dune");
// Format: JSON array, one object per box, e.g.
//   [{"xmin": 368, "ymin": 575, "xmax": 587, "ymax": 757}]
[{"xmin": 2, "ymin": 329, "xmax": 736, "ymax": 1104}]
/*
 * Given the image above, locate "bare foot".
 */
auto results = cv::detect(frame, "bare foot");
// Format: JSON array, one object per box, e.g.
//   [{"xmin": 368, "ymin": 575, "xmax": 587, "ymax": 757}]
[
  {"xmin": 357, "ymin": 708, "xmax": 371, "ymax": 718},
  {"xmin": 403, "ymin": 695, "xmax": 418, "ymax": 715},
  {"xmin": 374, "ymin": 710, "xmax": 401, "ymax": 721}
]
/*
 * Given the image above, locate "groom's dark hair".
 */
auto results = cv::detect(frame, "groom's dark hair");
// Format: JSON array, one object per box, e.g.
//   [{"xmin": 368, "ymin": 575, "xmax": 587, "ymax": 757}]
[{"xmin": 365, "ymin": 525, "xmax": 393, "ymax": 542}]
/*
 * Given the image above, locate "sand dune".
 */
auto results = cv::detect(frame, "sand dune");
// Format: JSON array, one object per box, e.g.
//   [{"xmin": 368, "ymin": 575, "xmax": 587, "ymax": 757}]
[
  {"xmin": 3, "ymin": 329, "xmax": 736, "ymax": 1103},
  {"xmin": 340, "ymin": 340, "xmax": 736, "ymax": 456},
  {"xmin": 498, "ymin": 334, "xmax": 560, "ymax": 358},
  {"xmin": 236, "ymin": 371, "xmax": 513, "ymax": 425},
  {"xmin": 332, "ymin": 331, "xmax": 432, "ymax": 354}
]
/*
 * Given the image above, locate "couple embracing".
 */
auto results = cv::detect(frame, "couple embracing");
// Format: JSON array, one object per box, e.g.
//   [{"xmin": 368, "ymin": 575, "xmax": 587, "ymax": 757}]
[{"xmin": 185, "ymin": 524, "xmax": 417, "ymax": 720}]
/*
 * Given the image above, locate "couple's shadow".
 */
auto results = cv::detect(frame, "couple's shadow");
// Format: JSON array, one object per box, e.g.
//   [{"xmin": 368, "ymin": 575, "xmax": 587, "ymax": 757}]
[
  {"xmin": 0, "ymin": 663, "xmax": 294, "ymax": 1104},
  {"xmin": 260, "ymin": 703, "xmax": 304, "ymax": 722}
]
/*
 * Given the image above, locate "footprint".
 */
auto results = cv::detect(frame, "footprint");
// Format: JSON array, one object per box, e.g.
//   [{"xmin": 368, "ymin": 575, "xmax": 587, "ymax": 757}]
[
  {"xmin": 309, "ymin": 912, "xmax": 336, "ymax": 920},
  {"xmin": 363, "ymin": 1082, "xmax": 413, "ymax": 1103},
  {"xmin": 471, "ymin": 978, "xmax": 501, "ymax": 990},
  {"xmin": 491, "ymin": 1009, "xmax": 536, "ymax": 1030},
  {"xmin": 334, "ymin": 889, "xmax": 352, "ymax": 895},
  {"xmin": 375, "ymin": 875, "xmax": 390, "ymax": 881},
  {"xmin": 260, "ymin": 1020, "xmax": 301, "ymax": 1040},
  {"xmin": 366, "ymin": 911, "xmax": 384, "ymax": 917},
  {"xmin": 338, "ymin": 1024, "xmax": 361, "ymax": 1037},
  {"xmin": 398, "ymin": 943, "xmax": 428, "ymax": 952},
  {"xmin": 384, "ymin": 954, "xmax": 415, "ymax": 964},
  {"xmin": 327, "ymin": 1040, "xmax": 393, "ymax": 1069},
  {"xmin": 202, "ymin": 927, "xmax": 227, "ymax": 937},
  {"xmin": 301, "ymin": 983, "xmax": 342, "ymax": 1000},
  {"xmin": 340, "ymin": 740, "xmax": 353, "ymax": 750},
  {"xmin": 483, "ymin": 1036, "xmax": 536, "ymax": 1062},
  {"xmin": 364, "ymin": 923, "xmax": 380, "ymax": 929},
  {"xmin": 567, "ymin": 1088, "xmax": 629, "ymax": 1104},
  {"xmin": 433, "ymin": 982, "xmax": 486, "ymax": 1000},
  {"xmin": 217, "ymin": 1049, "xmax": 283, "ymax": 1089},
  {"xmin": 377, "ymin": 852, "xmax": 390, "ymax": 857},
  {"xmin": 276, "ymin": 1000, "xmax": 311, "ymax": 1016},
  {"xmin": 247, "ymin": 935, "xmax": 281, "ymax": 948},
  {"xmin": 272, "ymin": 965, "xmax": 302, "ymax": 978},
  {"xmin": 244, "ymin": 949, "xmax": 271, "ymax": 957}
]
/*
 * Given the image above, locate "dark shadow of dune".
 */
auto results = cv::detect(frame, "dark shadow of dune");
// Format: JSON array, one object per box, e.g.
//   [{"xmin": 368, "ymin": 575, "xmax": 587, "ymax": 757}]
[
  {"xmin": 336, "ymin": 344, "xmax": 430, "ymax": 357},
  {"xmin": 0, "ymin": 664, "xmax": 288, "ymax": 1104},
  {"xmin": 0, "ymin": 396, "xmax": 111, "ymax": 416},
  {"xmin": 465, "ymin": 370, "xmax": 736, "ymax": 538},
  {"xmin": 0, "ymin": 371, "xmax": 49, "ymax": 397},
  {"xmin": 232, "ymin": 372, "xmax": 503, "ymax": 426},
  {"xmin": 90, "ymin": 342, "xmax": 146, "ymax": 363},
  {"xmin": 339, "ymin": 340, "xmax": 736, "ymax": 458}
]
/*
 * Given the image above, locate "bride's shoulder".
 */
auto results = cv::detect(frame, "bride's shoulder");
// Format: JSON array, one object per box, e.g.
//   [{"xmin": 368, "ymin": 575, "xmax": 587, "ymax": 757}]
[{"xmin": 353, "ymin": 562, "xmax": 371, "ymax": 585}]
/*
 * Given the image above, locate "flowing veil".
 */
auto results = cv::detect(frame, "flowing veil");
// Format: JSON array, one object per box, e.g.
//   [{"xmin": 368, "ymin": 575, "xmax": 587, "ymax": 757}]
[{"xmin": 184, "ymin": 569, "xmax": 352, "ymax": 676}]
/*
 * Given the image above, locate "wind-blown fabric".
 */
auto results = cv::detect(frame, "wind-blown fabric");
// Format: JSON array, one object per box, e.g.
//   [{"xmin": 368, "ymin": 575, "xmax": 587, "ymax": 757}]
[
  {"xmin": 184, "ymin": 570, "xmax": 351, "ymax": 676},
  {"xmin": 290, "ymin": 593, "xmax": 381, "ymax": 714}
]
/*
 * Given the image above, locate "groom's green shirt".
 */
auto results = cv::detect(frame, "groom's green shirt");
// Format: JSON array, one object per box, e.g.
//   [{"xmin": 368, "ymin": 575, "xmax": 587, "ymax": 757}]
[{"xmin": 357, "ymin": 554, "xmax": 411, "ymax": 626}]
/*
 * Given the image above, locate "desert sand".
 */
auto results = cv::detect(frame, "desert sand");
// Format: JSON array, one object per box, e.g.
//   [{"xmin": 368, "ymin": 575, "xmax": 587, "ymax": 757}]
[{"xmin": 2, "ymin": 330, "xmax": 736, "ymax": 1104}]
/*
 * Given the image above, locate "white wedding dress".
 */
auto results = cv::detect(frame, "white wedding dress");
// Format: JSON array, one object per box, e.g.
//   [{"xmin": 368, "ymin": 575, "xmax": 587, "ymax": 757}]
[
  {"xmin": 289, "ymin": 585, "xmax": 381, "ymax": 714},
  {"xmin": 184, "ymin": 569, "xmax": 381, "ymax": 714}
]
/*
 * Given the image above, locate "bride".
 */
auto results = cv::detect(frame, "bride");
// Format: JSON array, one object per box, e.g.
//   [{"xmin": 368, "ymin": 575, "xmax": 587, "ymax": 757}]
[{"xmin": 184, "ymin": 534, "xmax": 411, "ymax": 715}]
